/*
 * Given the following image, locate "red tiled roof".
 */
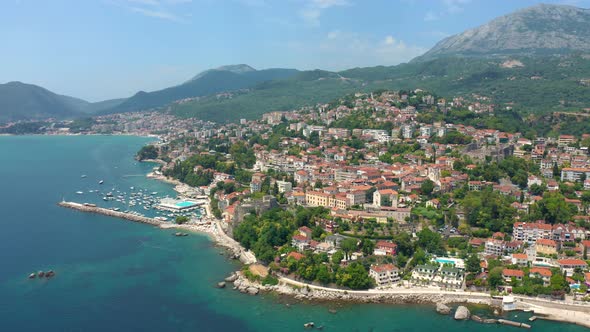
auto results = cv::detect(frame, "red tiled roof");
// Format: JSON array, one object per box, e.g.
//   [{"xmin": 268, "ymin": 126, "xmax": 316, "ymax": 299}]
[
  {"xmin": 287, "ymin": 252, "xmax": 304, "ymax": 260},
  {"xmin": 530, "ymin": 267, "xmax": 552, "ymax": 277},
  {"xmin": 536, "ymin": 239, "xmax": 557, "ymax": 247},
  {"xmin": 503, "ymin": 269, "xmax": 524, "ymax": 277},
  {"xmin": 558, "ymin": 259, "xmax": 588, "ymax": 266}
]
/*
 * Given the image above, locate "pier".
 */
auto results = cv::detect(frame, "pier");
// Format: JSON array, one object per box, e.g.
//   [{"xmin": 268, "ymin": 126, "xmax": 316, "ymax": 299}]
[{"xmin": 58, "ymin": 201, "xmax": 163, "ymax": 226}]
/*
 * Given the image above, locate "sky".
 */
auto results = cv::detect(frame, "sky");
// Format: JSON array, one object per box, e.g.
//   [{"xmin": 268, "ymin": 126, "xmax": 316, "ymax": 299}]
[{"xmin": 1, "ymin": 0, "xmax": 589, "ymax": 101}]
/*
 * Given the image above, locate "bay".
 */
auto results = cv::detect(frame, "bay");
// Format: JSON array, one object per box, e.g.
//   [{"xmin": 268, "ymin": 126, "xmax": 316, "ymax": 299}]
[{"xmin": 0, "ymin": 135, "xmax": 586, "ymax": 331}]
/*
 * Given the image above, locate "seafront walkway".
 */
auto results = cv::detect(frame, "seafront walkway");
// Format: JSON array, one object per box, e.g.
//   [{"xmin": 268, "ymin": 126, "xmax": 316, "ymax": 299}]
[{"xmin": 278, "ymin": 275, "xmax": 491, "ymax": 298}]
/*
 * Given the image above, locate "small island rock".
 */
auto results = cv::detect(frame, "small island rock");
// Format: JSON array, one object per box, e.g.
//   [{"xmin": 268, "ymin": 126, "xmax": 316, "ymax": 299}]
[
  {"xmin": 217, "ymin": 282, "xmax": 226, "ymax": 288},
  {"xmin": 454, "ymin": 306, "xmax": 471, "ymax": 320},
  {"xmin": 436, "ymin": 303, "xmax": 451, "ymax": 315}
]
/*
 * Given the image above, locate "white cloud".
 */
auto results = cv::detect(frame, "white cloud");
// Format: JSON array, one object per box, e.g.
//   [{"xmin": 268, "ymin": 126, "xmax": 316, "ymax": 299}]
[
  {"xmin": 383, "ymin": 35, "xmax": 395, "ymax": 45},
  {"xmin": 424, "ymin": 0, "xmax": 470, "ymax": 21},
  {"xmin": 299, "ymin": 0, "xmax": 350, "ymax": 26},
  {"xmin": 327, "ymin": 30, "xmax": 341, "ymax": 39},
  {"xmin": 290, "ymin": 31, "xmax": 426, "ymax": 70},
  {"xmin": 109, "ymin": 0, "xmax": 191, "ymax": 23},
  {"xmin": 424, "ymin": 11, "xmax": 438, "ymax": 21}
]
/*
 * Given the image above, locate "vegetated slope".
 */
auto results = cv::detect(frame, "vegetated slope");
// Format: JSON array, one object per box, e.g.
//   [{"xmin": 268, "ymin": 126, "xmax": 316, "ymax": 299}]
[
  {"xmin": 171, "ymin": 54, "xmax": 590, "ymax": 123},
  {"xmin": 104, "ymin": 66, "xmax": 299, "ymax": 115},
  {"xmin": 0, "ymin": 81, "xmax": 126, "ymax": 122},
  {"xmin": 0, "ymin": 81, "xmax": 82, "ymax": 122}
]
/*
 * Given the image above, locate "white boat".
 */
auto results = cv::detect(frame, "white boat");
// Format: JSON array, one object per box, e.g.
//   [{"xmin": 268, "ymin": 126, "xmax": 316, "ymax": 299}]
[
  {"xmin": 81, "ymin": 175, "xmax": 87, "ymax": 178},
  {"xmin": 99, "ymin": 180, "xmax": 104, "ymax": 184},
  {"xmin": 76, "ymin": 191, "xmax": 84, "ymax": 195}
]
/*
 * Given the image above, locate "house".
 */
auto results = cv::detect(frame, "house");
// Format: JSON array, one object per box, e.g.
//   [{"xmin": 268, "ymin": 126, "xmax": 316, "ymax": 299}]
[
  {"xmin": 435, "ymin": 266, "xmax": 464, "ymax": 289},
  {"xmin": 557, "ymin": 259, "xmax": 588, "ymax": 277},
  {"xmin": 535, "ymin": 238, "xmax": 558, "ymax": 255},
  {"xmin": 374, "ymin": 241, "xmax": 397, "ymax": 256},
  {"xmin": 291, "ymin": 234, "xmax": 310, "ymax": 251},
  {"xmin": 411, "ymin": 265, "xmax": 438, "ymax": 284},
  {"xmin": 502, "ymin": 269, "xmax": 524, "ymax": 283},
  {"xmin": 529, "ymin": 267, "xmax": 552, "ymax": 286},
  {"xmin": 426, "ymin": 199, "xmax": 441, "ymax": 209},
  {"xmin": 298, "ymin": 226, "xmax": 313, "ymax": 239},
  {"xmin": 276, "ymin": 180, "xmax": 293, "ymax": 193},
  {"xmin": 512, "ymin": 222, "xmax": 552, "ymax": 244},
  {"xmin": 287, "ymin": 251, "xmax": 305, "ymax": 261},
  {"xmin": 484, "ymin": 238, "xmax": 505, "ymax": 256},
  {"xmin": 561, "ymin": 167, "xmax": 590, "ymax": 182},
  {"xmin": 372, "ymin": 189, "xmax": 398, "ymax": 208},
  {"xmin": 369, "ymin": 264, "xmax": 400, "ymax": 286},
  {"xmin": 511, "ymin": 253, "xmax": 528, "ymax": 266}
]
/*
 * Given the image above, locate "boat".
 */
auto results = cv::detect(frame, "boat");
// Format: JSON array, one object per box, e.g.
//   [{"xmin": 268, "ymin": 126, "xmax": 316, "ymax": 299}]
[
  {"xmin": 303, "ymin": 322, "xmax": 315, "ymax": 329},
  {"xmin": 99, "ymin": 180, "xmax": 104, "ymax": 184},
  {"xmin": 151, "ymin": 192, "xmax": 158, "ymax": 195},
  {"xmin": 81, "ymin": 175, "xmax": 87, "ymax": 178},
  {"xmin": 28, "ymin": 273, "xmax": 36, "ymax": 279},
  {"xmin": 76, "ymin": 191, "xmax": 84, "ymax": 195}
]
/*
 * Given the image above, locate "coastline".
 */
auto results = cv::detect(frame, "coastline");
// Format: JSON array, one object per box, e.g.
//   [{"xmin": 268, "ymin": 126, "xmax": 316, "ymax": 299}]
[{"xmin": 136, "ymin": 156, "xmax": 590, "ymax": 329}]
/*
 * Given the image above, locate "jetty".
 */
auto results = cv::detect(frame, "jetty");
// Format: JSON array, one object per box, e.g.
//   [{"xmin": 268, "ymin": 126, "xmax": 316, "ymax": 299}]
[{"xmin": 58, "ymin": 201, "xmax": 162, "ymax": 226}]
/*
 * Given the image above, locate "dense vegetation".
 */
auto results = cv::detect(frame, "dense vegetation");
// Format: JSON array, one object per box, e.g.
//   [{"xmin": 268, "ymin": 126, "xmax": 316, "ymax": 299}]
[
  {"xmin": 162, "ymin": 142, "xmax": 255, "ymax": 186},
  {"xmin": 136, "ymin": 145, "xmax": 158, "ymax": 160}
]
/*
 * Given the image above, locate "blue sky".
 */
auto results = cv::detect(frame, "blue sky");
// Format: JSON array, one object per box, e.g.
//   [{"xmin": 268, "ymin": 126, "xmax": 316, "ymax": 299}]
[{"xmin": 1, "ymin": 0, "xmax": 589, "ymax": 101}]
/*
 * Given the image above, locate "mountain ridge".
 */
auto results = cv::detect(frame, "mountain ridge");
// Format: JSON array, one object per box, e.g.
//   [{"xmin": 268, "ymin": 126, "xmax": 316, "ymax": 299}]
[{"xmin": 413, "ymin": 3, "xmax": 590, "ymax": 62}]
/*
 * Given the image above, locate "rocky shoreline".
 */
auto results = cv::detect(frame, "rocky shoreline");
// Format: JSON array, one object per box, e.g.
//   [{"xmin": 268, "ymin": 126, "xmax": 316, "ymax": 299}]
[{"xmin": 228, "ymin": 271, "xmax": 492, "ymax": 306}]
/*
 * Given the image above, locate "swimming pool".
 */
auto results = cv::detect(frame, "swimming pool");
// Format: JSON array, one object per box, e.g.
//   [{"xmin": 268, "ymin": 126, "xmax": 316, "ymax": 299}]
[
  {"xmin": 436, "ymin": 258, "xmax": 455, "ymax": 265},
  {"xmin": 175, "ymin": 201, "xmax": 197, "ymax": 208}
]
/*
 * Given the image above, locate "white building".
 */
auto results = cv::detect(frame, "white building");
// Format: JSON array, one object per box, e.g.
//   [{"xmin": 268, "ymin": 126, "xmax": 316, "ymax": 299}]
[{"xmin": 369, "ymin": 264, "xmax": 400, "ymax": 286}]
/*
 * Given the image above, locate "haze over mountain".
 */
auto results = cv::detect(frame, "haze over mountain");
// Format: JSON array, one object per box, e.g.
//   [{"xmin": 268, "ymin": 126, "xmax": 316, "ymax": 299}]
[
  {"xmin": 0, "ymin": 82, "xmax": 124, "ymax": 122},
  {"xmin": 414, "ymin": 4, "xmax": 590, "ymax": 61}
]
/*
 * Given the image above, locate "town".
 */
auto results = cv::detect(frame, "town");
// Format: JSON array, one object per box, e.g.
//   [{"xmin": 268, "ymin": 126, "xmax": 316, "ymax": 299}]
[{"xmin": 31, "ymin": 89, "xmax": 590, "ymax": 303}]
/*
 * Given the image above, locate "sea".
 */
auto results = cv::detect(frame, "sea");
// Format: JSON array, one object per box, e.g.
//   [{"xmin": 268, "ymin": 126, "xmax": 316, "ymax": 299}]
[{"xmin": 0, "ymin": 135, "xmax": 586, "ymax": 332}]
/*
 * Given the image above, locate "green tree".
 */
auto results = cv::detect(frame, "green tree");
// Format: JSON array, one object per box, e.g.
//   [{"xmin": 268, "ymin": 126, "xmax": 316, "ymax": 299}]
[
  {"xmin": 137, "ymin": 145, "xmax": 158, "ymax": 160},
  {"xmin": 421, "ymin": 179, "xmax": 435, "ymax": 196},
  {"xmin": 360, "ymin": 238, "xmax": 375, "ymax": 256},
  {"xmin": 332, "ymin": 250, "xmax": 345, "ymax": 265},
  {"xmin": 341, "ymin": 238, "xmax": 358, "ymax": 260},
  {"xmin": 466, "ymin": 254, "xmax": 481, "ymax": 274},
  {"xmin": 488, "ymin": 267, "xmax": 504, "ymax": 289},
  {"xmin": 175, "ymin": 216, "xmax": 189, "ymax": 224}
]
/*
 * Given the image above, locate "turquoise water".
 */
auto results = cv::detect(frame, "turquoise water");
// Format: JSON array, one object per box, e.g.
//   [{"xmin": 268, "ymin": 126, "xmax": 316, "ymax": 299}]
[
  {"xmin": 0, "ymin": 135, "xmax": 587, "ymax": 332},
  {"xmin": 176, "ymin": 201, "xmax": 197, "ymax": 208},
  {"xmin": 436, "ymin": 258, "xmax": 455, "ymax": 264}
]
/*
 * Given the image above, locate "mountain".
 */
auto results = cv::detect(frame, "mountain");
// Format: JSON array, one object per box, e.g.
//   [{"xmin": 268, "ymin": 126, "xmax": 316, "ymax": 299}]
[
  {"xmin": 185, "ymin": 64, "xmax": 256, "ymax": 83},
  {"xmin": 0, "ymin": 81, "xmax": 126, "ymax": 123},
  {"xmin": 103, "ymin": 65, "xmax": 299, "ymax": 115},
  {"xmin": 171, "ymin": 4, "xmax": 590, "ymax": 123},
  {"xmin": 0, "ymin": 81, "xmax": 81, "ymax": 122},
  {"xmin": 414, "ymin": 4, "xmax": 590, "ymax": 61}
]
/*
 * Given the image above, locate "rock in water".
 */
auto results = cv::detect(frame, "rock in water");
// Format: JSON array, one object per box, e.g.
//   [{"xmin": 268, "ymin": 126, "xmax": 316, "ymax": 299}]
[
  {"xmin": 436, "ymin": 303, "xmax": 451, "ymax": 315},
  {"xmin": 246, "ymin": 287, "xmax": 259, "ymax": 295},
  {"xmin": 225, "ymin": 273, "xmax": 238, "ymax": 282},
  {"xmin": 217, "ymin": 282, "xmax": 226, "ymax": 288},
  {"xmin": 454, "ymin": 306, "xmax": 471, "ymax": 320}
]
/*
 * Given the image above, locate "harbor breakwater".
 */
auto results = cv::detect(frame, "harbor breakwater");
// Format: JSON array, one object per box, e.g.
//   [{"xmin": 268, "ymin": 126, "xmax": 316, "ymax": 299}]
[
  {"xmin": 58, "ymin": 201, "xmax": 163, "ymax": 226},
  {"xmin": 57, "ymin": 201, "xmax": 256, "ymax": 265}
]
